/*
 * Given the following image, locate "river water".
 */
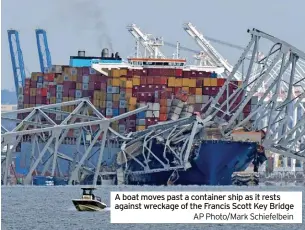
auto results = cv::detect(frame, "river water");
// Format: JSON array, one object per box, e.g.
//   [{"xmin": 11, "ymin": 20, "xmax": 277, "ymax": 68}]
[{"xmin": 1, "ymin": 185, "xmax": 304, "ymax": 230}]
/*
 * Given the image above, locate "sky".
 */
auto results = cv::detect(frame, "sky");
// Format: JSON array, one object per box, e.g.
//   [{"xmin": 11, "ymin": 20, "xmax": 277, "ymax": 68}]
[{"xmin": 1, "ymin": 0, "xmax": 305, "ymax": 91}]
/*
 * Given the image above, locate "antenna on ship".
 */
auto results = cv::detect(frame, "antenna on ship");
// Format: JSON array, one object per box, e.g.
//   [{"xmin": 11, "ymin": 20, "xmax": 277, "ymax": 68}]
[{"xmin": 176, "ymin": 41, "xmax": 180, "ymax": 59}]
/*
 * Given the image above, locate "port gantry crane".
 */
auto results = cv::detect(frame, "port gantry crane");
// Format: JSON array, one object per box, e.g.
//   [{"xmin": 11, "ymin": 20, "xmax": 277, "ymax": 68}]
[
  {"xmin": 183, "ymin": 22, "xmax": 244, "ymax": 80},
  {"xmin": 127, "ymin": 24, "xmax": 166, "ymax": 59},
  {"xmin": 7, "ymin": 30, "xmax": 26, "ymax": 98},
  {"xmin": 35, "ymin": 29, "xmax": 52, "ymax": 73}
]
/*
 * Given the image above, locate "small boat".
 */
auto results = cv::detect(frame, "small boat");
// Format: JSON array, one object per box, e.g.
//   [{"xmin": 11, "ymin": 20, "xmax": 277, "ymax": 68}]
[{"xmin": 72, "ymin": 187, "xmax": 107, "ymax": 211}]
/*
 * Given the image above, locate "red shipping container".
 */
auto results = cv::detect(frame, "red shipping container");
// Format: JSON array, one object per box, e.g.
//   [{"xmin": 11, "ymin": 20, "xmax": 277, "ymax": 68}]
[
  {"xmin": 147, "ymin": 77, "xmax": 154, "ymax": 85},
  {"xmin": 63, "ymin": 81, "xmax": 76, "ymax": 89},
  {"xmin": 190, "ymin": 71, "xmax": 197, "ymax": 77},
  {"xmin": 153, "ymin": 77, "xmax": 161, "ymax": 85},
  {"xmin": 160, "ymin": 76, "xmax": 167, "ymax": 85},
  {"xmin": 82, "ymin": 90, "xmax": 89, "ymax": 97},
  {"xmin": 82, "ymin": 67, "xmax": 90, "ymax": 75},
  {"xmin": 63, "ymin": 90, "xmax": 69, "ymax": 97},
  {"xmin": 119, "ymin": 109, "xmax": 126, "ymax": 115},
  {"xmin": 36, "ymin": 88, "xmax": 42, "ymax": 96},
  {"xmin": 127, "ymin": 69, "xmax": 133, "ymax": 76},
  {"xmin": 138, "ymin": 85, "xmax": 146, "ymax": 92},
  {"xmin": 210, "ymin": 87, "xmax": 220, "ymax": 96},
  {"xmin": 196, "ymin": 80, "xmax": 202, "ymax": 87},
  {"xmin": 175, "ymin": 69, "xmax": 183, "ymax": 77},
  {"xmin": 138, "ymin": 93, "xmax": 147, "ymax": 101},
  {"xmin": 182, "ymin": 71, "xmax": 191, "ymax": 77},
  {"xmin": 41, "ymin": 88, "xmax": 48, "ymax": 97},
  {"xmin": 134, "ymin": 69, "xmax": 147, "ymax": 76},
  {"xmin": 217, "ymin": 78, "xmax": 226, "ymax": 86},
  {"xmin": 88, "ymin": 82, "xmax": 94, "ymax": 90},
  {"xmin": 203, "ymin": 87, "xmax": 210, "ymax": 95},
  {"xmin": 30, "ymin": 96, "xmax": 36, "ymax": 104},
  {"xmin": 189, "ymin": 88, "xmax": 196, "ymax": 95},
  {"xmin": 159, "ymin": 114, "xmax": 167, "ymax": 121},
  {"xmin": 93, "ymin": 82, "xmax": 101, "ymax": 90},
  {"xmin": 49, "ymin": 88, "xmax": 56, "ymax": 96},
  {"xmin": 30, "ymin": 80, "xmax": 37, "ymax": 88},
  {"xmin": 113, "ymin": 101, "xmax": 119, "ymax": 108},
  {"xmin": 77, "ymin": 75, "xmax": 83, "ymax": 82},
  {"xmin": 174, "ymin": 87, "xmax": 182, "ymax": 95},
  {"xmin": 24, "ymin": 88, "xmax": 30, "ymax": 95},
  {"xmin": 147, "ymin": 85, "xmax": 155, "ymax": 92},
  {"xmin": 197, "ymin": 71, "xmax": 210, "ymax": 78},
  {"xmin": 69, "ymin": 89, "xmax": 75, "ymax": 97},
  {"xmin": 25, "ymin": 78, "xmax": 31, "ymax": 86},
  {"xmin": 140, "ymin": 76, "xmax": 147, "ymax": 85},
  {"xmin": 46, "ymin": 73, "xmax": 55, "ymax": 82},
  {"xmin": 101, "ymin": 82, "xmax": 107, "ymax": 90},
  {"xmin": 23, "ymin": 95, "xmax": 30, "ymax": 104}
]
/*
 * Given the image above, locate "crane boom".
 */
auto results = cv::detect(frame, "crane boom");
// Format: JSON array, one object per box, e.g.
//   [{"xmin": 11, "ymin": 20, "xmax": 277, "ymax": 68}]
[
  {"xmin": 183, "ymin": 22, "xmax": 242, "ymax": 80},
  {"xmin": 127, "ymin": 24, "xmax": 166, "ymax": 58},
  {"xmin": 7, "ymin": 30, "xmax": 26, "ymax": 97},
  {"xmin": 35, "ymin": 29, "xmax": 52, "ymax": 73}
]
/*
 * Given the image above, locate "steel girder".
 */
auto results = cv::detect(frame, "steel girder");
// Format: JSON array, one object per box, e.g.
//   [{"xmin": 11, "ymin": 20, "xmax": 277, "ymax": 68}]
[
  {"xmin": 117, "ymin": 115, "xmax": 213, "ymax": 180},
  {"xmin": 1, "ymin": 98, "xmax": 148, "ymax": 185},
  {"xmin": 204, "ymin": 28, "xmax": 305, "ymax": 161}
]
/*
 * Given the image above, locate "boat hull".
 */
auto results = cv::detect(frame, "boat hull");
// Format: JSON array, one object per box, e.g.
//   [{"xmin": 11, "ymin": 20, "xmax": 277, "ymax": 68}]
[{"xmin": 72, "ymin": 199, "xmax": 107, "ymax": 211}]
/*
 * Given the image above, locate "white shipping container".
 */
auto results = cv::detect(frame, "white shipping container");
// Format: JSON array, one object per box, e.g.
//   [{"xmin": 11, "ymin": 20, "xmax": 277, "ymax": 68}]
[
  {"xmin": 170, "ymin": 106, "xmax": 182, "ymax": 115},
  {"xmin": 106, "ymin": 108, "xmax": 113, "ymax": 116},
  {"xmin": 152, "ymin": 111, "xmax": 160, "ymax": 117},
  {"xmin": 83, "ymin": 75, "xmax": 90, "ymax": 83},
  {"xmin": 139, "ymin": 102, "xmax": 146, "ymax": 108},
  {"xmin": 152, "ymin": 103, "xmax": 160, "ymax": 111},
  {"xmin": 147, "ymin": 102, "xmax": 153, "ymax": 110},
  {"xmin": 106, "ymin": 101, "xmax": 113, "ymax": 108},
  {"xmin": 203, "ymin": 95, "xmax": 209, "ymax": 103},
  {"xmin": 170, "ymin": 113, "xmax": 179, "ymax": 121},
  {"xmin": 146, "ymin": 111, "xmax": 153, "ymax": 117},
  {"xmin": 195, "ymin": 95, "xmax": 203, "ymax": 103}
]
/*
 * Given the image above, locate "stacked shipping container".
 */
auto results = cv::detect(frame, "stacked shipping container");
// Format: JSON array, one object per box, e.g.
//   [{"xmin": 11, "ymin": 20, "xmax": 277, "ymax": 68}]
[{"xmin": 17, "ymin": 65, "xmax": 258, "ymax": 138}]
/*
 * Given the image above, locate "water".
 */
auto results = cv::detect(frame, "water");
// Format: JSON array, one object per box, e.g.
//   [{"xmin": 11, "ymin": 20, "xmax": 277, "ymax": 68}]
[{"xmin": 1, "ymin": 185, "xmax": 304, "ymax": 230}]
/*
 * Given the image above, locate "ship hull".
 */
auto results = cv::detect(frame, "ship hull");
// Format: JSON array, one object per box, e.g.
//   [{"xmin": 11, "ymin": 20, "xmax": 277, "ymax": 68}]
[
  {"xmin": 14, "ymin": 140, "xmax": 266, "ymax": 186},
  {"xmin": 125, "ymin": 140, "xmax": 266, "ymax": 186}
]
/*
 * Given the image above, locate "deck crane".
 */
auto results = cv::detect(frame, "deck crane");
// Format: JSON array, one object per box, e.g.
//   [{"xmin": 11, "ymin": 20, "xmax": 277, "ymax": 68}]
[
  {"xmin": 7, "ymin": 30, "xmax": 26, "ymax": 98},
  {"xmin": 183, "ymin": 22, "xmax": 243, "ymax": 80},
  {"xmin": 35, "ymin": 29, "xmax": 52, "ymax": 73},
  {"xmin": 127, "ymin": 24, "xmax": 166, "ymax": 59}
]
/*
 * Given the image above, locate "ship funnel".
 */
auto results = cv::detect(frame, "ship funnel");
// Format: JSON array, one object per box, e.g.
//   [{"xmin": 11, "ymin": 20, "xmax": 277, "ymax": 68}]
[
  {"xmin": 101, "ymin": 48, "xmax": 109, "ymax": 58},
  {"xmin": 78, "ymin": 50, "xmax": 85, "ymax": 57}
]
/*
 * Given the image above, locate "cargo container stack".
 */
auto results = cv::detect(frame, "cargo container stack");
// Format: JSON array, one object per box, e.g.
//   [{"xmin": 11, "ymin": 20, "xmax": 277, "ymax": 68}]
[{"xmin": 18, "ymin": 63, "xmax": 251, "ymax": 139}]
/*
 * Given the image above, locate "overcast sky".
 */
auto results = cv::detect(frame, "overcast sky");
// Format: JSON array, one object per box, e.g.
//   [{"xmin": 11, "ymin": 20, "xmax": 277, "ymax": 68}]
[{"xmin": 2, "ymin": 0, "xmax": 305, "ymax": 91}]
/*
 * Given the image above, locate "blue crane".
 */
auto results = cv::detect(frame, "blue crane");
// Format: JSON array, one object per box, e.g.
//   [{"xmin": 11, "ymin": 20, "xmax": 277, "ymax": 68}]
[
  {"xmin": 35, "ymin": 29, "xmax": 52, "ymax": 73},
  {"xmin": 7, "ymin": 30, "xmax": 26, "ymax": 97}
]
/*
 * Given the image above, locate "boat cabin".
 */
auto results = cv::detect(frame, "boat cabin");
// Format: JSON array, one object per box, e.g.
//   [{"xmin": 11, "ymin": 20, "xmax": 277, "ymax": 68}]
[{"xmin": 81, "ymin": 187, "xmax": 101, "ymax": 202}]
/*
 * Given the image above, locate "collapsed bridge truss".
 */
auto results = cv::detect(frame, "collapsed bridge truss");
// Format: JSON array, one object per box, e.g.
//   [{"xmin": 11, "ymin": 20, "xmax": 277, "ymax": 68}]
[{"xmin": 1, "ymin": 98, "xmax": 147, "ymax": 185}]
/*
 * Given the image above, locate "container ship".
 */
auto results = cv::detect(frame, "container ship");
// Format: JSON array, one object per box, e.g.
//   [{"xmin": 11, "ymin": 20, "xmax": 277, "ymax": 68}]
[{"xmin": 13, "ymin": 47, "xmax": 267, "ymax": 186}]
